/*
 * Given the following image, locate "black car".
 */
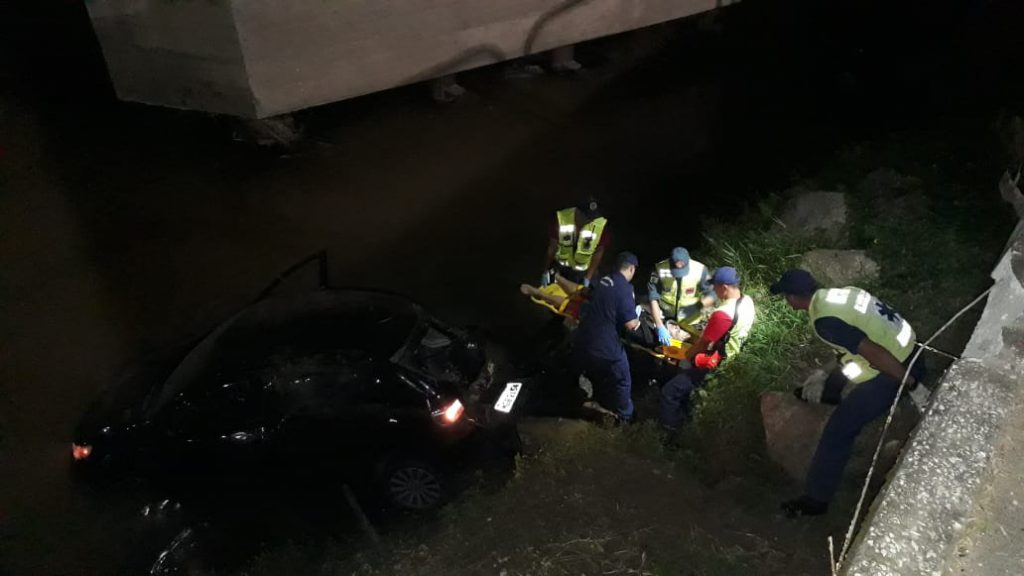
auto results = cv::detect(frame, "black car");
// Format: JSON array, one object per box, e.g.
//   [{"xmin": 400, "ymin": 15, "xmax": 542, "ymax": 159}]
[{"xmin": 73, "ymin": 255, "xmax": 526, "ymax": 513}]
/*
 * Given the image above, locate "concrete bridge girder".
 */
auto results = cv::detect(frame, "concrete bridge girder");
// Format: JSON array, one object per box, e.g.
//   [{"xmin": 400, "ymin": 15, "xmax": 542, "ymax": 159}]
[{"xmin": 85, "ymin": 0, "xmax": 724, "ymax": 118}]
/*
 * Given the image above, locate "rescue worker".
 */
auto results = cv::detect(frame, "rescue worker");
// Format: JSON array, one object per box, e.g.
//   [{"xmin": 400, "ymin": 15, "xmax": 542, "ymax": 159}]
[
  {"xmin": 769, "ymin": 269, "xmax": 930, "ymax": 517},
  {"xmin": 648, "ymin": 247, "xmax": 715, "ymax": 345},
  {"xmin": 573, "ymin": 252, "xmax": 641, "ymax": 421},
  {"xmin": 658, "ymin": 267, "xmax": 755, "ymax": 431},
  {"xmin": 543, "ymin": 198, "xmax": 608, "ymax": 287}
]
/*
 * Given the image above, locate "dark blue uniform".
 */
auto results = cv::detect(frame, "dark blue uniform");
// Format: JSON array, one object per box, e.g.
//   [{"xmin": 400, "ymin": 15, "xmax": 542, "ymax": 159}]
[
  {"xmin": 804, "ymin": 316, "xmax": 925, "ymax": 503},
  {"xmin": 573, "ymin": 271, "xmax": 637, "ymax": 419}
]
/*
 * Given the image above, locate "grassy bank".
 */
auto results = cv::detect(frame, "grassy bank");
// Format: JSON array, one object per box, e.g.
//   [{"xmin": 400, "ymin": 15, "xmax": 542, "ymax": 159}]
[
  {"xmin": 686, "ymin": 123, "xmax": 1016, "ymax": 482},
  {"xmin": 236, "ymin": 123, "xmax": 1017, "ymax": 575}
]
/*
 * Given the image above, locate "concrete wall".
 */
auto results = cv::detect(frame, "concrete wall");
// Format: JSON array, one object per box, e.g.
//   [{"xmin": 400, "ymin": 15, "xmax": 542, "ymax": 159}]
[
  {"xmin": 86, "ymin": 0, "xmax": 721, "ymax": 118},
  {"xmin": 86, "ymin": 0, "xmax": 256, "ymax": 116},
  {"xmin": 842, "ymin": 211, "xmax": 1024, "ymax": 575}
]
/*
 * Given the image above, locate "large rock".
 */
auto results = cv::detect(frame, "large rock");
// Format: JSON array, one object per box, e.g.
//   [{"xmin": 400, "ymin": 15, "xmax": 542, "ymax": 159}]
[
  {"xmin": 778, "ymin": 191, "xmax": 848, "ymax": 242},
  {"xmin": 760, "ymin": 392, "xmax": 833, "ymax": 481},
  {"xmin": 799, "ymin": 249, "xmax": 880, "ymax": 287}
]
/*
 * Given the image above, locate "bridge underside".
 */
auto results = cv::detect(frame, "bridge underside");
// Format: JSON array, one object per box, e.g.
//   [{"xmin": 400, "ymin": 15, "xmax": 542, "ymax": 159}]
[{"xmin": 85, "ymin": 0, "xmax": 728, "ymax": 118}]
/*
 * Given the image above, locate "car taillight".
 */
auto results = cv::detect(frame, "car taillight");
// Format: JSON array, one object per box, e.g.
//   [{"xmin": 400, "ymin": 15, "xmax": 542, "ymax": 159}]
[
  {"xmin": 432, "ymin": 399, "xmax": 464, "ymax": 426},
  {"xmin": 72, "ymin": 444, "xmax": 92, "ymax": 461}
]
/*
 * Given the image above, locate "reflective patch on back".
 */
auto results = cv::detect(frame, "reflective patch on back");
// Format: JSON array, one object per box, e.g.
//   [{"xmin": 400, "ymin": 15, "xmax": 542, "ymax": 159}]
[
  {"xmin": 826, "ymin": 288, "xmax": 851, "ymax": 304},
  {"xmin": 854, "ymin": 291, "xmax": 871, "ymax": 314}
]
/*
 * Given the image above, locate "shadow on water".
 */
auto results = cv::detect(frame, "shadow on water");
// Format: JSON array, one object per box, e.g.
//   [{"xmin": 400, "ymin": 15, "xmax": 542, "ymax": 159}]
[{"xmin": 2, "ymin": 0, "xmax": 1024, "ymax": 573}]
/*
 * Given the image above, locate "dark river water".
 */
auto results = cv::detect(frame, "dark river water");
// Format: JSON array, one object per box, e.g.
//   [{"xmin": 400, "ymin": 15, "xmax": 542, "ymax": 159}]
[{"xmin": 2, "ymin": 0, "xmax": 1021, "ymax": 573}]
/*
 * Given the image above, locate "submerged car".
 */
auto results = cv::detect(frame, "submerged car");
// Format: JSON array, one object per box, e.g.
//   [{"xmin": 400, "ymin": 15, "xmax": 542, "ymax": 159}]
[{"xmin": 73, "ymin": 253, "xmax": 526, "ymax": 512}]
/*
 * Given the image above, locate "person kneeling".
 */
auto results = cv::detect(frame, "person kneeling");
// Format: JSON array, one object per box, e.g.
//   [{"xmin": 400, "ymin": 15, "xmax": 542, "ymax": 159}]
[{"xmin": 658, "ymin": 267, "xmax": 755, "ymax": 433}]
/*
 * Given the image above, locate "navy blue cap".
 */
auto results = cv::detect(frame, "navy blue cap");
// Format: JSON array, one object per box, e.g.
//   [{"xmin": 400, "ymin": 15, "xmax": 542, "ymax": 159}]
[
  {"xmin": 770, "ymin": 269, "xmax": 818, "ymax": 296},
  {"xmin": 578, "ymin": 196, "xmax": 600, "ymax": 219},
  {"xmin": 711, "ymin": 266, "xmax": 741, "ymax": 286},
  {"xmin": 617, "ymin": 251, "xmax": 639, "ymax": 268},
  {"xmin": 670, "ymin": 247, "xmax": 690, "ymax": 278}
]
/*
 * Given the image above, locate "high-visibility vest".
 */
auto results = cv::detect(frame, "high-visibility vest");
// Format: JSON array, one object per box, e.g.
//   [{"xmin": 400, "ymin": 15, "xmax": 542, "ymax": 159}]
[
  {"xmin": 654, "ymin": 259, "xmax": 706, "ymax": 321},
  {"xmin": 555, "ymin": 208, "xmax": 607, "ymax": 272},
  {"xmin": 712, "ymin": 295, "xmax": 755, "ymax": 359},
  {"xmin": 808, "ymin": 287, "xmax": 916, "ymax": 384}
]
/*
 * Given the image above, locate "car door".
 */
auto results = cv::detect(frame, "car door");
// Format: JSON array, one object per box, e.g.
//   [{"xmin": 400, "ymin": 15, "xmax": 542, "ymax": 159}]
[
  {"xmin": 265, "ymin": 350, "xmax": 381, "ymax": 465},
  {"xmin": 158, "ymin": 376, "xmax": 272, "ymax": 478}
]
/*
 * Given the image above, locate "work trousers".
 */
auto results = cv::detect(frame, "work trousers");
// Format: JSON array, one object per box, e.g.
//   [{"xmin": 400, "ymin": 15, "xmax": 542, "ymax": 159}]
[
  {"xmin": 555, "ymin": 264, "xmax": 587, "ymax": 286},
  {"xmin": 576, "ymin": 350, "xmax": 634, "ymax": 420},
  {"xmin": 805, "ymin": 360, "xmax": 924, "ymax": 503},
  {"xmin": 658, "ymin": 365, "xmax": 709, "ymax": 431}
]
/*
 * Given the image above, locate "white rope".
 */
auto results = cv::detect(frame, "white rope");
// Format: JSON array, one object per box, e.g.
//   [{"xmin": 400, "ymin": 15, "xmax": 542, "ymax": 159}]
[
  {"xmin": 832, "ymin": 286, "xmax": 993, "ymax": 573},
  {"xmin": 916, "ymin": 342, "xmax": 959, "ymax": 361},
  {"xmin": 828, "ymin": 536, "xmax": 839, "ymax": 576}
]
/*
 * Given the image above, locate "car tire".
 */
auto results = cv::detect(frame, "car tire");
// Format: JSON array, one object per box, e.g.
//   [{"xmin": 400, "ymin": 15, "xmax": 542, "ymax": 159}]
[{"xmin": 380, "ymin": 455, "xmax": 444, "ymax": 512}]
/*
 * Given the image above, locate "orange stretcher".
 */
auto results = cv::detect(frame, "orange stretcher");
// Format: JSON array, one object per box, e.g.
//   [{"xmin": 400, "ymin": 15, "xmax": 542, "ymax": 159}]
[{"xmin": 628, "ymin": 339, "xmax": 692, "ymax": 365}]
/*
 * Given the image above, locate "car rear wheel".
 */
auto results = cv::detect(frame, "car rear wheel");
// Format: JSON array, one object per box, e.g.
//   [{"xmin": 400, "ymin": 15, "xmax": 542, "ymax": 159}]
[{"xmin": 383, "ymin": 457, "xmax": 443, "ymax": 511}]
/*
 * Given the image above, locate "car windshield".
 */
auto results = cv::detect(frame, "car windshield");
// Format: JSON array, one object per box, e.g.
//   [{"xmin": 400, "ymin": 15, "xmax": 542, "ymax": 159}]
[
  {"xmin": 390, "ymin": 318, "xmax": 482, "ymax": 386},
  {"xmin": 145, "ymin": 291, "xmax": 419, "ymax": 417}
]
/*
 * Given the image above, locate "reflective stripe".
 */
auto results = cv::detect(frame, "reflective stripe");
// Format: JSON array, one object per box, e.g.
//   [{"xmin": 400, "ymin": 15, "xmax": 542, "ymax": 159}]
[
  {"xmin": 842, "ymin": 362, "xmax": 863, "ymax": 380},
  {"xmin": 580, "ymin": 230, "xmax": 596, "ymax": 239},
  {"xmin": 826, "ymin": 288, "xmax": 850, "ymax": 304},
  {"xmin": 854, "ymin": 291, "xmax": 871, "ymax": 314},
  {"xmin": 573, "ymin": 264, "xmax": 588, "ymax": 271},
  {"xmin": 655, "ymin": 259, "xmax": 707, "ymax": 323},
  {"xmin": 559, "ymin": 225, "xmax": 576, "ymax": 234},
  {"xmin": 896, "ymin": 321, "xmax": 913, "ymax": 347}
]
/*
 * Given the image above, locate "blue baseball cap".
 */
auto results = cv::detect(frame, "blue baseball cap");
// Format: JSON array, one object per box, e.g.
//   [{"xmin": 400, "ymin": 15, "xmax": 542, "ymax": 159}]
[
  {"xmin": 670, "ymin": 247, "xmax": 690, "ymax": 266},
  {"xmin": 670, "ymin": 247, "xmax": 690, "ymax": 278},
  {"xmin": 617, "ymin": 251, "xmax": 639, "ymax": 268},
  {"xmin": 711, "ymin": 266, "xmax": 741, "ymax": 286},
  {"xmin": 769, "ymin": 269, "xmax": 818, "ymax": 296}
]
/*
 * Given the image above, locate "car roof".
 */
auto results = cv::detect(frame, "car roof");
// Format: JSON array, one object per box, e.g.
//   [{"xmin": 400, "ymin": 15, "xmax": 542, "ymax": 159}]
[{"xmin": 147, "ymin": 290, "xmax": 421, "ymax": 416}]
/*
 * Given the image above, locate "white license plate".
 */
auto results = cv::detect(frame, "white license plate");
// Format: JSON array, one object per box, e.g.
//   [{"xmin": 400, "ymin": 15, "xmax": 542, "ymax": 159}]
[{"xmin": 493, "ymin": 382, "xmax": 523, "ymax": 414}]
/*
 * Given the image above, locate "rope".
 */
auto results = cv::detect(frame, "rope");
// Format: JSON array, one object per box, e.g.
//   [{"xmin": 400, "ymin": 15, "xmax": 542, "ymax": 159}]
[
  {"xmin": 832, "ymin": 286, "xmax": 993, "ymax": 573},
  {"xmin": 916, "ymin": 342, "xmax": 959, "ymax": 361}
]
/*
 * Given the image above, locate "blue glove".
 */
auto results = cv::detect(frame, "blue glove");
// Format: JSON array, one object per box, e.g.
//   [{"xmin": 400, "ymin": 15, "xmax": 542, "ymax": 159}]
[
  {"xmin": 657, "ymin": 325, "xmax": 671, "ymax": 346},
  {"xmin": 583, "ymin": 277, "xmax": 590, "ymax": 288},
  {"xmin": 541, "ymin": 272, "xmax": 551, "ymax": 287}
]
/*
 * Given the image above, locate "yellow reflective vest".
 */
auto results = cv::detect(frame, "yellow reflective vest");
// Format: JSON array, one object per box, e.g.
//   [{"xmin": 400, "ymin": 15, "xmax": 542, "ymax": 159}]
[
  {"xmin": 555, "ymin": 208, "xmax": 607, "ymax": 272},
  {"xmin": 808, "ymin": 287, "xmax": 916, "ymax": 384},
  {"xmin": 713, "ymin": 295, "xmax": 755, "ymax": 359},
  {"xmin": 653, "ymin": 258, "xmax": 707, "ymax": 323}
]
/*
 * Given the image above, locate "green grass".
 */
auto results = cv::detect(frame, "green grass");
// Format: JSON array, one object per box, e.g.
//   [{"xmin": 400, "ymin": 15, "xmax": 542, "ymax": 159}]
[
  {"xmin": 678, "ymin": 200, "xmax": 827, "ymax": 477},
  {"xmin": 679, "ymin": 126, "xmax": 1016, "ymax": 478}
]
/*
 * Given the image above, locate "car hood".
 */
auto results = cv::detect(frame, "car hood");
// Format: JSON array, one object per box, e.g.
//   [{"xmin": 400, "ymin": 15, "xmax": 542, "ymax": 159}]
[{"xmin": 76, "ymin": 343, "xmax": 193, "ymax": 441}]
